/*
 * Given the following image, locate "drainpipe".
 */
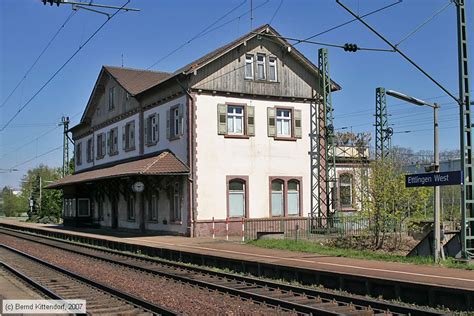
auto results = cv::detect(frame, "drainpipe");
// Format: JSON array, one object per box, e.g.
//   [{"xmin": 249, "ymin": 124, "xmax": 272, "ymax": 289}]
[{"xmin": 177, "ymin": 78, "xmax": 196, "ymax": 238}]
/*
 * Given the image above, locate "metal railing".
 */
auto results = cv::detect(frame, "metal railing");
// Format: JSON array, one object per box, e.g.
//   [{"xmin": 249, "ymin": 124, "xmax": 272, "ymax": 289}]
[{"xmin": 244, "ymin": 216, "xmax": 373, "ymax": 240}]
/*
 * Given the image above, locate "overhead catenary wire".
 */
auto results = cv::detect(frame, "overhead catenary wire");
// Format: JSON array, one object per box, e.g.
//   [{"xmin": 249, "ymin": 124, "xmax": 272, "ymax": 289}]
[
  {"xmin": 269, "ymin": 0, "xmax": 283, "ymax": 25},
  {"xmin": 0, "ymin": 10, "xmax": 77, "ymax": 109},
  {"xmin": 395, "ymin": 0, "xmax": 453, "ymax": 47},
  {"xmin": 0, "ymin": 0, "xmax": 131, "ymax": 133},
  {"xmin": 9, "ymin": 145, "xmax": 63, "ymax": 169}
]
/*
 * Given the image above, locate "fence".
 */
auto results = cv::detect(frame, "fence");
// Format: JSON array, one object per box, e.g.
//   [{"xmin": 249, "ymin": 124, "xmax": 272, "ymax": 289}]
[{"xmin": 244, "ymin": 216, "xmax": 373, "ymax": 241}]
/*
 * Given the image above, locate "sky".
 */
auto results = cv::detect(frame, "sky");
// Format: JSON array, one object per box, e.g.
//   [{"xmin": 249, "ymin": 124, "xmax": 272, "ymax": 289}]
[{"xmin": 0, "ymin": 0, "xmax": 472, "ymax": 188}]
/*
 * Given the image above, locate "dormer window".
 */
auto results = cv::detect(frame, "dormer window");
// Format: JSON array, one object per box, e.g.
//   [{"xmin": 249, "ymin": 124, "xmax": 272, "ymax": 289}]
[
  {"xmin": 269, "ymin": 56, "xmax": 277, "ymax": 82},
  {"xmin": 256, "ymin": 54, "xmax": 266, "ymax": 80},
  {"xmin": 245, "ymin": 54, "xmax": 254, "ymax": 79}
]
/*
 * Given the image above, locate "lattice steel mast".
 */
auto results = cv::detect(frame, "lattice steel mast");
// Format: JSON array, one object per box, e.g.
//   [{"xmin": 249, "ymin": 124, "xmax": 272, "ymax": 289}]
[
  {"xmin": 375, "ymin": 88, "xmax": 392, "ymax": 160},
  {"xmin": 60, "ymin": 116, "xmax": 70, "ymax": 177},
  {"xmin": 456, "ymin": 0, "xmax": 473, "ymax": 259},
  {"xmin": 311, "ymin": 48, "xmax": 337, "ymax": 218}
]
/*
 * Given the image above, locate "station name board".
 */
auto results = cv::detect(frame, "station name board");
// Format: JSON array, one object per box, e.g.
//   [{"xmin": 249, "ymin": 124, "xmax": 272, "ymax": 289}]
[{"xmin": 405, "ymin": 171, "xmax": 463, "ymax": 188}]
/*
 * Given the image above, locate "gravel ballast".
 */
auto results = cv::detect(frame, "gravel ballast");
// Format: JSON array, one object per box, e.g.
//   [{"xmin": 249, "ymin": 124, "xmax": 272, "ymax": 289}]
[{"xmin": 1, "ymin": 235, "xmax": 290, "ymax": 315}]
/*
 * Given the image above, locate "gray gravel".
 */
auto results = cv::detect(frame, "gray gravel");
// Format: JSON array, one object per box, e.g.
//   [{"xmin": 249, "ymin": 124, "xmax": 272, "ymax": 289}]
[{"xmin": 1, "ymin": 235, "xmax": 291, "ymax": 315}]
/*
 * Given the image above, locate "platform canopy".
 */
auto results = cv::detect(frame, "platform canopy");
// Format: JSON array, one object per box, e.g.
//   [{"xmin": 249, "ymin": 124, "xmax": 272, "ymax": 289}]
[{"xmin": 46, "ymin": 151, "xmax": 189, "ymax": 189}]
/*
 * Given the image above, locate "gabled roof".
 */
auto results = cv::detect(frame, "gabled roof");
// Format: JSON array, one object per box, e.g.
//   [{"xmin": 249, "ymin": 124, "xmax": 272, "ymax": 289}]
[
  {"xmin": 139, "ymin": 24, "xmax": 341, "ymax": 95},
  {"xmin": 46, "ymin": 151, "xmax": 189, "ymax": 189},
  {"xmin": 104, "ymin": 66, "xmax": 172, "ymax": 96}
]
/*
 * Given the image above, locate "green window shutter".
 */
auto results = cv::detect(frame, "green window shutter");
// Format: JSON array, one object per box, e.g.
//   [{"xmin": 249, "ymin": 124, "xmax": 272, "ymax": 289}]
[
  {"xmin": 247, "ymin": 105, "xmax": 255, "ymax": 136},
  {"xmin": 294, "ymin": 109, "xmax": 302, "ymax": 138},
  {"xmin": 217, "ymin": 104, "xmax": 227, "ymax": 135},
  {"xmin": 130, "ymin": 121, "xmax": 135, "ymax": 148},
  {"xmin": 267, "ymin": 107, "xmax": 276, "ymax": 137},
  {"xmin": 166, "ymin": 109, "xmax": 171, "ymax": 140},
  {"xmin": 179, "ymin": 104, "xmax": 184, "ymax": 137},
  {"xmin": 107, "ymin": 131, "xmax": 111, "ymax": 155}
]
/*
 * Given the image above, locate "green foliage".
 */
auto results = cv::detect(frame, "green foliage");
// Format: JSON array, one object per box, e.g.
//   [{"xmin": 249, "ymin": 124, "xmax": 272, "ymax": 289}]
[
  {"xmin": 356, "ymin": 158, "xmax": 431, "ymax": 249},
  {"xmin": 15, "ymin": 164, "xmax": 63, "ymax": 221},
  {"xmin": 1, "ymin": 187, "xmax": 27, "ymax": 216},
  {"xmin": 248, "ymin": 239, "xmax": 473, "ymax": 270}
]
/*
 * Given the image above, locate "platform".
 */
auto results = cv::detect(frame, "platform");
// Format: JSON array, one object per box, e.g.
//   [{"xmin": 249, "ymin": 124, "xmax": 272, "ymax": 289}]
[{"xmin": 1, "ymin": 218, "xmax": 473, "ymax": 310}]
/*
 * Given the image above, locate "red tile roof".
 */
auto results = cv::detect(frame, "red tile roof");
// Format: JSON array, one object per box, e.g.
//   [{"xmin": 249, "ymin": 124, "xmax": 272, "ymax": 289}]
[
  {"xmin": 46, "ymin": 151, "xmax": 188, "ymax": 189},
  {"xmin": 104, "ymin": 66, "xmax": 172, "ymax": 96}
]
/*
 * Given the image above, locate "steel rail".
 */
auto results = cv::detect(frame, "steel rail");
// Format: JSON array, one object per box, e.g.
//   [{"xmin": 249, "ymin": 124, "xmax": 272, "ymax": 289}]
[
  {"xmin": 0, "ymin": 227, "xmax": 444, "ymax": 316},
  {"xmin": 0, "ymin": 261, "xmax": 64, "ymax": 300},
  {"xmin": 0, "ymin": 244, "xmax": 177, "ymax": 316}
]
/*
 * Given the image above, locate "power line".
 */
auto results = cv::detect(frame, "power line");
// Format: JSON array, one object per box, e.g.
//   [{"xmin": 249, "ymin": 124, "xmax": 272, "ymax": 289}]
[
  {"xmin": 0, "ymin": 10, "xmax": 77, "ymax": 109},
  {"xmin": 395, "ymin": 0, "xmax": 452, "ymax": 47},
  {"xmin": 269, "ymin": 0, "xmax": 283, "ymax": 25},
  {"xmin": 10, "ymin": 145, "xmax": 62, "ymax": 169},
  {"xmin": 293, "ymin": 0, "xmax": 402, "ymax": 46},
  {"xmin": 0, "ymin": 0, "xmax": 131, "ymax": 132}
]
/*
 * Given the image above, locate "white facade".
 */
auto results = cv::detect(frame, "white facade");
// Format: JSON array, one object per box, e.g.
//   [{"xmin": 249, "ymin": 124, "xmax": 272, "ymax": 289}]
[{"xmin": 195, "ymin": 94, "xmax": 311, "ymax": 220}]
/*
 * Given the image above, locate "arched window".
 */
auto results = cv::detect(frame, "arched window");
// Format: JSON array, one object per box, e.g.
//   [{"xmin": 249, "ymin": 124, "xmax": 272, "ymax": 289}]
[
  {"xmin": 228, "ymin": 179, "xmax": 246, "ymax": 217},
  {"xmin": 271, "ymin": 180, "xmax": 284, "ymax": 216},
  {"xmin": 340, "ymin": 174, "xmax": 353, "ymax": 208},
  {"xmin": 287, "ymin": 180, "xmax": 300, "ymax": 216}
]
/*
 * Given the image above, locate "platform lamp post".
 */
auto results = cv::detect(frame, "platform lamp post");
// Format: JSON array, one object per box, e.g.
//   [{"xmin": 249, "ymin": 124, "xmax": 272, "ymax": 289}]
[{"xmin": 386, "ymin": 90, "xmax": 441, "ymax": 262}]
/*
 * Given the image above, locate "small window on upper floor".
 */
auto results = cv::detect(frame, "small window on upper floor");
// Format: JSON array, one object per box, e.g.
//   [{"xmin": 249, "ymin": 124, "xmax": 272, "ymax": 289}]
[
  {"xmin": 256, "ymin": 54, "xmax": 266, "ymax": 80},
  {"xmin": 86, "ymin": 138, "xmax": 94, "ymax": 163},
  {"xmin": 108, "ymin": 87, "xmax": 115, "ymax": 111},
  {"xmin": 268, "ymin": 56, "xmax": 277, "ymax": 82},
  {"xmin": 123, "ymin": 120, "xmax": 135, "ymax": 151},
  {"xmin": 75, "ymin": 142, "xmax": 82, "ymax": 166},
  {"xmin": 167, "ymin": 105, "xmax": 184, "ymax": 140},
  {"xmin": 145, "ymin": 113, "xmax": 159, "ymax": 146},
  {"xmin": 245, "ymin": 54, "xmax": 254, "ymax": 79},
  {"xmin": 276, "ymin": 109, "xmax": 292, "ymax": 137}
]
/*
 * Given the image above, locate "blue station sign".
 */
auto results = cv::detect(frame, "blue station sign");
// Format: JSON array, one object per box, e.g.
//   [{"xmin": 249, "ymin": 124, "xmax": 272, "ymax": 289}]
[{"xmin": 405, "ymin": 171, "xmax": 463, "ymax": 188}]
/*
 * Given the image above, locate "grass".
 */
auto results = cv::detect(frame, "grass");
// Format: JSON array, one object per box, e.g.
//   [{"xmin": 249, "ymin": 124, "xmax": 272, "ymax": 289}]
[{"xmin": 248, "ymin": 239, "xmax": 474, "ymax": 270}]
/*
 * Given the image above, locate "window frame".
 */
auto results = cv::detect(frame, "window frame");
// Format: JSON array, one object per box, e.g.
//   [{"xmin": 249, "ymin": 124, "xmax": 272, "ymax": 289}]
[
  {"xmin": 146, "ymin": 113, "xmax": 159, "ymax": 146},
  {"xmin": 170, "ymin": 181, "xmax": 181, "ymax": 222},
  {"xmin": 148, "ymin": 193, "xmax": 159, "ymax": 222},
  {"xmin": 108, "ymin": 86, "xmax": 115, "ymax": 111},
  {"xmin": 226, "ymin": 176, "xmax": 249, "ymax": 219},
  {"xmin": 256, "ymin": 53, "xmax": 266, "ymax": 80},
  {"xmin": 77, "ymin": 198, "xmax": 90, "ymax": 217},
  {"xmin": 75, "ymin": 142, "xmax": 82, "ymax": 166},
  {"xmin": 268, "ymin": 177, "xmax": 303, "ymax": 217},
  {"xmin": 86, "ymin": 137, "xmax": 93, "ymax": 163},
  {"xmin": 226, "ymin": 104, "xmax": 246, "ymax": 136},
  {"xmin": 276, "ymin": 107, "xmax": 293, "ymax": 138},
  {"xmin": 109, "ymin": 127, "xmax": 119, "ymax": 156},
  {"xmin": 244, "ymin": 54, "xmax": 254, "ymax": 80},
  {"xmin": 124, "ymin": 120, "xmax": 136, "ymax": 151},
  {"xmin": 268, "ymin": 56, "xmax": 278, "ymax": 82},
  {"xmin": 96, "ymin": 133, "xmax": 105, "ymax": 159},
  {"xmin": 338, "ymin": 172, "xmax": 354, "ymax": 210},
  {"xmin": 127, "ymin": 194, "xmax": 135, "ymax": 221}
]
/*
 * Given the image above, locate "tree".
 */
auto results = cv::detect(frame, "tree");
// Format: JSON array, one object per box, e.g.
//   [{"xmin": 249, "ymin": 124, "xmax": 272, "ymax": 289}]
[
  {"xmin": 1, "ymin": 186, "xmax": 26, "ymax": 217},
  {"xmin": 355, "ymin": 158, "xmax": 431, "ymax": 250},
  {"xmin": 19, "ymin": 164, "xmax": 63, "ymax": 221}
]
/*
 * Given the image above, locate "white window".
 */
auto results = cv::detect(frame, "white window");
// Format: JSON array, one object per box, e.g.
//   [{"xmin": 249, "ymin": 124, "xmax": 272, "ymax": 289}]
[
  {"xmin": 271, "ymin": 180, "xmax": 284, "ymax": 216},
  {"xmin": 108, "ymin": 87, "xmax": 115, "ymax": 110},
  {"xmin": 124, "ymin": 121, "xmax": 135, "ymax": 150},
  {"xmin": 256, "ymin": 54, "xmax": 266, "ymax": 80},
  {"xmin": 146, "ymin": 114, "xmax": 159, "ymax": 145},
  {"xmin": 276, "ymin": 109, "xmax": 292, "ymax": 137},
  {"xmin": 97, "ymin": 133, "xmax": 105, "ymax": 158},
  {"xmin": 269, "ymin": 57, "xmax": 277, "ymax": 82},
  {"xmin": 75, "ymin": 142, "xmax": 82, "ymax": 166},
  {"xmin": 86, "ymin": 138, "xmax": 93, "ymax": 163},
  {"xmin": 171, "ymin": 182, "xmax": 181, "ymax": 221},
  {"xmin": 148, "ymin": 194, "xmax": 159, "ymax": 221},
  {"xmin": 227, "ymin": 106, "xmax": 244, "ymax": 135},
  {"xmin": 127, "ymin": 195, "xmax": 135, "ymax": 220},
  {"xmin": 245, "ymin": 54, "xmax": 254, "ymax": 79},
  {"xmin": 229, "ymin": 180, "xmax": 246, "ymax": 217},
  {"xmin": 340, "ymin": 174, "xmax": 353, "ymax": 208},
  {"xmin": 287, "ymin": 180, "xmax": 300, "ymax": 216},
  {"xmin": 173, "ymin": 107, "xmax": 180, "ymax": 136},
  {"xmin": 77, "ymin": 198, "xmax": 90, "ymax": 217},
  {"xmin": 109, "ymin": 127, "xmax": 118, "ymax": 155}
]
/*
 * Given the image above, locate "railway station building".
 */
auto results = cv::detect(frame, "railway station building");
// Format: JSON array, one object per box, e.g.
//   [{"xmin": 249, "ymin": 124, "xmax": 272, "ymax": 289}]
[{"xmin": 47, "ymin": 24, "xmax": 369, "ymax": 236}]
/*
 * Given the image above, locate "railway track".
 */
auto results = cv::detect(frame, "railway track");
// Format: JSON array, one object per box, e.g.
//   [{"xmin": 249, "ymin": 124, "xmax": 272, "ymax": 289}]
[
  {"xmin": 0, "ymin": 244, "xmax": 175, "ymax": 315},
  {"xmin": 0, "ymin": 227, "xmax": 444, "ymax": 316}
]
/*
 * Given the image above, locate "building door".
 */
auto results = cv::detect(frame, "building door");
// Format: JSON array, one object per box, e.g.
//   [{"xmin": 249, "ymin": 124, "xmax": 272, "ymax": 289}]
[{"xmin": 111, "ymin": 199, "xmax": 118, "ymax": 229}]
